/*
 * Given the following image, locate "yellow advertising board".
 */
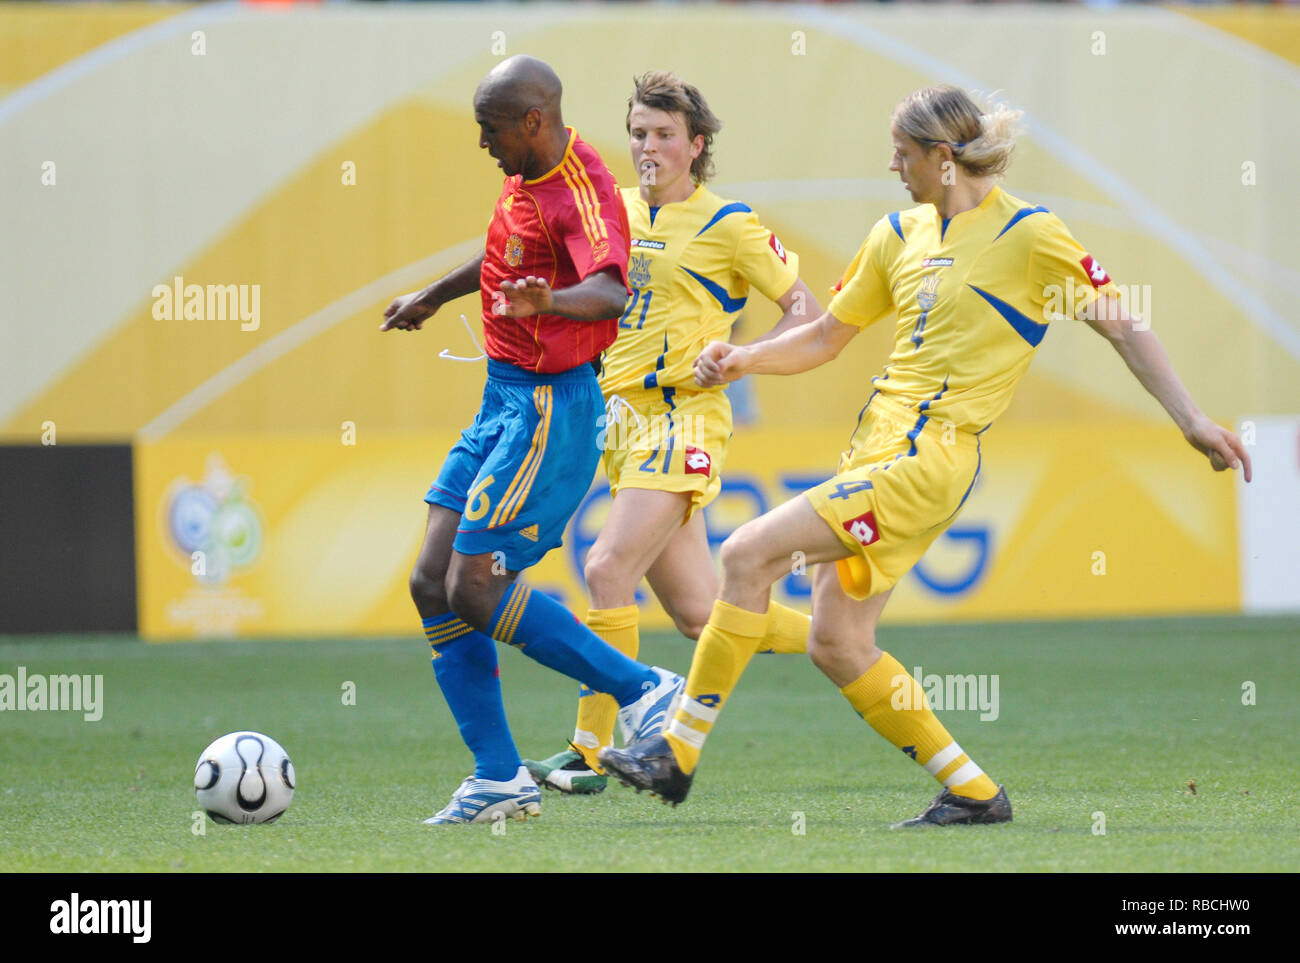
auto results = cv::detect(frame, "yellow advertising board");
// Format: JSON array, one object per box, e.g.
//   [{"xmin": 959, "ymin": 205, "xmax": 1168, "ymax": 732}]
[{"xmin": 135, "ymin": 422, "xmax": 1239, "ymax": 640}]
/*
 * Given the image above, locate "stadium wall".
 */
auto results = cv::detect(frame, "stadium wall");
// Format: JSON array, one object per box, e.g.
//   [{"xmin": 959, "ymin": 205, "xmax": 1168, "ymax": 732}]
[
  {"xmin": 0, "ymin": 445, "xmax": 137, "ymax": 633},
  {"xmin": 1, "ymin": 3, "xmax": 1296, "ymax": 636}
]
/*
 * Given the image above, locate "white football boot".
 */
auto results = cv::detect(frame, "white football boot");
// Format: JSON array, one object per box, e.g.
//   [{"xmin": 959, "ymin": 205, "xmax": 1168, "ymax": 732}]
[
  {"xmin": 423, "ymin": 765, "xmax": 542, "ymax": 825},
  {"xmin": 616, "ymin": 667, "xmax": 686, "ymax": 745}
]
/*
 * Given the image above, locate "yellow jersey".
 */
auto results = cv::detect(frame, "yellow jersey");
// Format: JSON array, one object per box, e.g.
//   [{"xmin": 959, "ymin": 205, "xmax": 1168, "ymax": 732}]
[
  {"xmin": 600, "ymin": 185, "xmax": 799, "ymax": 395},
  {"xmin": 829, "ymin": 185, "xmax": 1124, "ymax": 434}
]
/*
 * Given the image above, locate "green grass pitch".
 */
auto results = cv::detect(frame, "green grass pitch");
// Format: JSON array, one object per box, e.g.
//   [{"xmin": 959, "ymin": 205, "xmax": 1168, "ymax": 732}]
[{"xmin": 2, "ymin": 616, "xmax": 1297, "ymax": 872}]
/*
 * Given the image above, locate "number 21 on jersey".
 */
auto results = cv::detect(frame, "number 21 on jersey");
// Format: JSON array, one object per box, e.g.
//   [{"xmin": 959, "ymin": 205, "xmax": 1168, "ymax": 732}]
[{"xmin": 618, "ymin": 287, "xmax": 653, "ymax": 330}]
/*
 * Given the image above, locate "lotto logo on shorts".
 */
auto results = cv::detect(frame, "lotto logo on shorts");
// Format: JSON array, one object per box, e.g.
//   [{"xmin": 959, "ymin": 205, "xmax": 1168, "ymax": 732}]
[
  {"xmin": 1080, "ymin": 254, "xmax": 1110, "ymax": 289},
  {"xmin": 843, "ymin": 510, "xmax": 880, "ymax": 546},
  {"xmin": 684, "ymin": 446, "xmax": 712, "ymax": 476}
]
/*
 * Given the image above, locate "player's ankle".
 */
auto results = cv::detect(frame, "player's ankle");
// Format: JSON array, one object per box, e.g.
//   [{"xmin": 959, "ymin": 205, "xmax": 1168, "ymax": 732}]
[
  {"xmin": 663, "ymin": 731, "xmax": 700, "ymax": 774},
  {"xmin": 574, "ymin": 742, "xmax": 605, "ymax": 771}
]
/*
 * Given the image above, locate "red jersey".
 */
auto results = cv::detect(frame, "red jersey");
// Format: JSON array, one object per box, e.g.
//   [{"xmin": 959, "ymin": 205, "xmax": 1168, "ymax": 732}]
[{"xmin": 481, "ymin": 128, "xmax": 631, "ymax": 374}]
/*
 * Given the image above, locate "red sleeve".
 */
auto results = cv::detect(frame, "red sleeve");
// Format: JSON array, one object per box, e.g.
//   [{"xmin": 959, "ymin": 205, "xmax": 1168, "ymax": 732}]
[{"xmin": 561, "ymin": 183, "xmax": 631, "ymax": 291}]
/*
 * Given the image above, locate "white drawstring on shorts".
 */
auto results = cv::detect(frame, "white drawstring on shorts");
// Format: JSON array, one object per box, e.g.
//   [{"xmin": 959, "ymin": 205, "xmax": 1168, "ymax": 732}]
[
  {"xmin": 605, "ymin": 393, "xmax": 646, "ymax": 435},
  {"xmin": 439, "ymin": 314, "xmax": 487, "ymax": 362}
]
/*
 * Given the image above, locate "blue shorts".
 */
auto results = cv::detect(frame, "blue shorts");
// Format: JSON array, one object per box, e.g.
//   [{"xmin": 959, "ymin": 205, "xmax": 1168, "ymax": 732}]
[{"xmin": 426, "ymin": 358, "xmax": 603, "ymax": 571}]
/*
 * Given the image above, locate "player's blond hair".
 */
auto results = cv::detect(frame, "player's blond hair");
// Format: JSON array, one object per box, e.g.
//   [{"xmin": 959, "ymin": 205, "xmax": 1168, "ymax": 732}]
[
  {"xmin": 892, "ymin": 86, "xmax": 1022, "ymax": 178},
  {"xmin": 627, "ymin": 71, "xmax": 723, "ymax": 184}
]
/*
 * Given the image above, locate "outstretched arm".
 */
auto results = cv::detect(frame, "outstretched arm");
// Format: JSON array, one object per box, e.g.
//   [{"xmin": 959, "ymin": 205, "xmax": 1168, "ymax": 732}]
[
  {"xmin": 495, "ymin": 268, "xmax": 628, "ymax": 322},
  {"xmin": 694, "ymin": 310, "xmax": 858, "ymax": 387},
  {"xmin": 742, "ymin": 278, "xmax": 822, "ymax": 347},
  {"xmin": 1084, "ymin": 294, "xmax": 1252, "ymax": 481},
  {"xmin": 381, "ymin": 251, "xmax": 485, "ymax": 332}
]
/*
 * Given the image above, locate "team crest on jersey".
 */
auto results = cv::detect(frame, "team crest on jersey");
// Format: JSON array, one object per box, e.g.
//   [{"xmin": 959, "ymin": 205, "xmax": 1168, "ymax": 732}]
[
  {"xmin": 1080, "ymin": 254, "xmax": 1110, "ymax": 289},
  {"xmin": 504, "ymin": 234, "xmax": 525, "ymax": 268},
  {"xmin": 684, "ymin": 446, "xmax": 712, "ymax": 477},
  {"xmin": 916, "ymin": 271, "xmax": 941, "ymax": 311},
  {"xmin": 922, "ymin": 257, "xmax": 954, "ymax": 268},
  {"xmin": 628, "ymin": 253, "xmax": 653, "ymax": 288},
  {"xmin": 591, "ymin": 238, "xmax": 610, "ymax": 263},
  {"xmin": 769, "ymin": 232, "xmax": 787, "ymax": 264},
  {"xmin": 842, "ymin": 510, "xmax": 880, "ymax": 547}
]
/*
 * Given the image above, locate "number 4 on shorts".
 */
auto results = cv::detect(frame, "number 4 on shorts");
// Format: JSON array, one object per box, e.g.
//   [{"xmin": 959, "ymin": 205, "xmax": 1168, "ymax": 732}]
[{"xmin": 828, "ymin": 480, "xmax": 874, "ymax": 500}]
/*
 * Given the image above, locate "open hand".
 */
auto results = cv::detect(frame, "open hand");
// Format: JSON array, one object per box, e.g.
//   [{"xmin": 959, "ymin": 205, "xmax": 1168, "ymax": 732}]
[{"xmin": 496, "ymin": 276, "xmax": 554, "ymax": 318}]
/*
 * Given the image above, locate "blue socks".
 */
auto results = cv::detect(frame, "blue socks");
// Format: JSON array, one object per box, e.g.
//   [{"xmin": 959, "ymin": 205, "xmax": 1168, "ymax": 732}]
[
  {"xmin": 488, "ymin": 583, "xmax": 657, "ymax": 706},
  {"xmin": 423, "ymin": 615, "xmax": 520, "ymax": 782},
  {"xmin": 422, "ymin": 585, "xmax": 657, "ymax": 780}
]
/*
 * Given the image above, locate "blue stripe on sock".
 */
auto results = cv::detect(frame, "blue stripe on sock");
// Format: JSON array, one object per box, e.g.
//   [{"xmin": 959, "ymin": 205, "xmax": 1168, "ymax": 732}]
[
  {"xmin": 488, "ymin": 585, "xmax": 655, "ymax": 706},
  {"xmin": 423, "ymin": 614, "xmax": 520, "ymax": 781}
]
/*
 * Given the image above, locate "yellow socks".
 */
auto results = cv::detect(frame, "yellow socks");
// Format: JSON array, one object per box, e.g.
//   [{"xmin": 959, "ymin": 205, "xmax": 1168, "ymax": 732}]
[
  {"xmin": 575, "ymin": 600, "xmax": 807, "ymax": 774},
  {"xmin": 651, "ymin": 602, "xmax": 995, "ymax": 801},
  {"xmin": 758, "ymin": 601, "xmax": 810, "ymax": 654},
  {"xmin": 840, "ymin": 651, "xmax": 998, "ymax": 800},
  {"xmin": 572, "ymin": 605, "xmax": 639, "ymax": 769},
  {"xmin": 664, "ymin": 600, "xmax": 769, "ymax": 774}
]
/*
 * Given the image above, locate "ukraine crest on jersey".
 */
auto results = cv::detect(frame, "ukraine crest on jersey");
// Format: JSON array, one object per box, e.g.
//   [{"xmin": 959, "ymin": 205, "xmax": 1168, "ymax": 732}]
[
  {"xmin": 828, "ymin": 185, "xmax": 1124, "ymax": 434},
  {"xmin": 599, "ymin": 185, "xmax": 799, "ymax": 395}
]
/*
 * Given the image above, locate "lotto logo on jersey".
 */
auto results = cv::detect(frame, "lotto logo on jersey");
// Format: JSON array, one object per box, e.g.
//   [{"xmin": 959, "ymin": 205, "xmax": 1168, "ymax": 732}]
[
  {"xmin": 1080, "ymin": 254, "xmax": 1110, "ymax": 289},
  {"xmin": 684, "ymin": 446, "xmax": 712, "ymax": 476},
  {"xmin": 769, "ymin": 232, "xmax": 787, "ymax": 264},
  {"xmin": 842, "ymin": 510, "xmax": 880, "ymax": 546}
]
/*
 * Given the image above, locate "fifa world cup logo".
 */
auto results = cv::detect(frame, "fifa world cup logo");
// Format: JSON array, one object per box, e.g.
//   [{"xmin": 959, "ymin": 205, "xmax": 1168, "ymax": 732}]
[{"xmin": 164, "ymin": 454, "xmax": 264, "ymax": 585}]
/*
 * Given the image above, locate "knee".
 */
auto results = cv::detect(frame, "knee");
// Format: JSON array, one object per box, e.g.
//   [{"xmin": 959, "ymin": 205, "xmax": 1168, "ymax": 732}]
[
  {"xmin": 446, "ymin": 565, "xmax": 500, "ymax": 630},
  {"xmin": 582, "ymin": 544, "xmax": 623, "ymax": 599},
  {"xmin": 808, "ymin": 638, "xmax": 846, "ymax": 678},
  {"xmin": 667, "ymin": 603, "xmax": 711, "ymax": 642},
  {"xmin": 807, "ymin": 624, "xmax": 876, "ymax": 676},
  {"xmin": 806, "ymin": 626, "xmax": 835, "ymax": 674},
  {"xmin": 718, "ymin": 523, "xmax": 769, "ymax": 583},
  {"xmin": 409, "ymin": 564, "xmax": 449, "ymax": 616},
  {"xmin": 584, "ymin": 540, "xmax": 646, "ymax": 606}
]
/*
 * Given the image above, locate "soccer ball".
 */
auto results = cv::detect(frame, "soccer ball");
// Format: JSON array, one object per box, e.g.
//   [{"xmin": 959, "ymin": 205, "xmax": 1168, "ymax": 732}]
[{"xmin": 193, "ymin": 731, "xmax": 295, "ymax": 824}]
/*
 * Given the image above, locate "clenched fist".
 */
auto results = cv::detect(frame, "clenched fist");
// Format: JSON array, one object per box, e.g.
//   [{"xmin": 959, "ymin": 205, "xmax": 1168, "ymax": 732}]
[{"xmin": 694, "ymin": 341, "xmax": 751, "ymax": 388}]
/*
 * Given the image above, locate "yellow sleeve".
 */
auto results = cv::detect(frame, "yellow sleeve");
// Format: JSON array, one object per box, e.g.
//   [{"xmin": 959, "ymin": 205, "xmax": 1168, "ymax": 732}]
[
  {"xmin": 730, "ymin": 210, "xmax": 799, "ymax": 302},
  {"xmin": 827, "ymin": 216, "xmax": 897, "ymax": 329},
  {"xmin": 1028, "ymin": 215, "xmax": 1124, "ymax": 321}
]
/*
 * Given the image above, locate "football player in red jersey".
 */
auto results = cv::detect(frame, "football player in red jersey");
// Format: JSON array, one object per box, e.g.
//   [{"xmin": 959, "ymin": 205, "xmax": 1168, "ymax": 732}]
[{"xmin": 381, "ymin": 56, "xmax": 684, "ymax": 825}]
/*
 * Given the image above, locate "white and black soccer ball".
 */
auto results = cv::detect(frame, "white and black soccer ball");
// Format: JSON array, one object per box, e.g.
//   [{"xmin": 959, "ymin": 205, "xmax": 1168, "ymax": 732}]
[{"xmin": 193, "ymin": 731, "xmax": 295, "ymax": 824}]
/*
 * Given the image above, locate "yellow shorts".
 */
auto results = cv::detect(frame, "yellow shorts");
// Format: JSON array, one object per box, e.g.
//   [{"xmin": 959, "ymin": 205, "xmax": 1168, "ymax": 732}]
[
  {"xmin": 600, "ymin": 385, "xmax": 731, "ymax": 521},
  {"xmin": 805, "ymin": 394, "xmax": 982, "ymax": 600}
]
